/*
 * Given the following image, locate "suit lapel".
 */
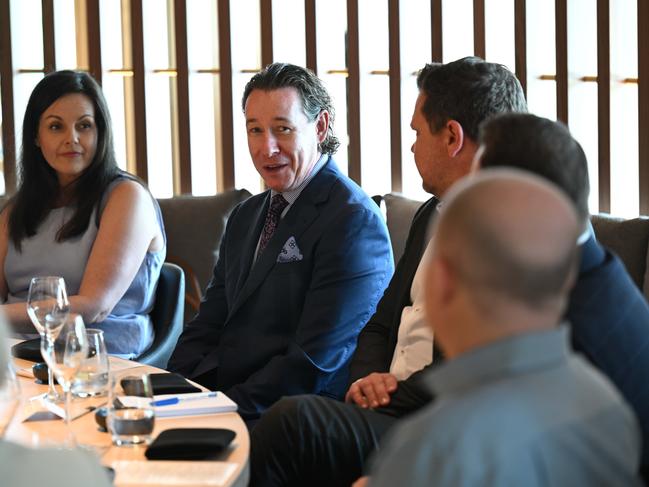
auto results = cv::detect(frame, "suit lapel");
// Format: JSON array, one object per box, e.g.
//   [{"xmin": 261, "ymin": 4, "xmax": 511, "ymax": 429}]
[
  {"xmin": 233, "ymin": 194, "xmax": 268, "ymax": 297},
  {"xmin": 227, "ymin": 162, "xmax": 336, "ymax": 320}
]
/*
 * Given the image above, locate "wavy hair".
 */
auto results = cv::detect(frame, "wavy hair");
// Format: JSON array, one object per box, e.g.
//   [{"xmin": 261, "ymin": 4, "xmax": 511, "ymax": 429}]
[{"xmin": 241, "ymin": 63, "xmax": 340, "ymax": 154}]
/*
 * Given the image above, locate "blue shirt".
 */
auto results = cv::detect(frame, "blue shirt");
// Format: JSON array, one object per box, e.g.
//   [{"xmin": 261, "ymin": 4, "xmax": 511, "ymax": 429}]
[{"xmin": 368, "ymin": 328, "xmax": 642, "ymax": 487}]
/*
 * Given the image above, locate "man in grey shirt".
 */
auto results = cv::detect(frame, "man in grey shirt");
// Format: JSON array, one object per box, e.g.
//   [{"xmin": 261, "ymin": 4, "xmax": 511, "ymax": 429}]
[{"xmin": 361, "ymin": 170, "xmax": 641, "ymax": 487}]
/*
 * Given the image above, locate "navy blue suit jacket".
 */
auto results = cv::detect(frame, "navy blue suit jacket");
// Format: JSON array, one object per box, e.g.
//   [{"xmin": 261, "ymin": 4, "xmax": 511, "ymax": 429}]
[
  {"xmin": 569, "ymin": 235, "xmax": 649, "ymax": 474},
  {"xmin": 168, "ymin": 159, "xmax": 394, "ymax": 419}
]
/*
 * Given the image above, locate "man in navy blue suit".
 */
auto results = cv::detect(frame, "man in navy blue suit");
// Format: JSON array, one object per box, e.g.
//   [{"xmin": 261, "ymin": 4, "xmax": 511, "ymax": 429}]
[{"xmin": 168, "ymin": 63, "xmax": 393, "ymax": 422}]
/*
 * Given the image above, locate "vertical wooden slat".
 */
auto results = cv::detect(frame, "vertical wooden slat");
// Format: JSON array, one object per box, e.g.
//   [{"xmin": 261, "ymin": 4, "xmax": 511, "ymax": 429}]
[
  {"xmin": 473, "ymin": 0, "xmax": 485, "ymax": 59},
  {"xmin": 639, "ymin": 0, "xmax": 649, "ymax": 214},
  {"xmin": 130, "ymin": 0, "xmax": 148, "ymax": 182},
  {"xmin": 514, "ymin": 0, "xmax": 527, "ymax": 96},
  {"xmin": 346, "ymin": 0, "xmax": 361, "ymax": 184},
  {"xmin": 42, "ymin": 0, "xmax": 56, "ymax": 73},
  {"xmin": 0, "ymin": 0, "xmax": 17, "ymax": 193},
  {"xmin": 86, "ymin": 0, "xmax": 102, "ymax": 84},
  {"xmin": 218, "ymin": 0, "xmax": 234, "ymax": 189},
  {"xmin": 260, "ymin": 0, "xmax": 273, "ymax": 68},
  {"xmin": 597, "ymin": 0, "xmax": 610, "ymax": 213},
  {"xmin": 174, "ymin": 0, "xmax": 192, "ymax": 194},
  {"xmin": 305, "ymin": 0, "xmax": 317, "ymax": 73},
  {"xmin": 431, "ymin": 0, "xmax": 443, "ymax": 62},
  {"xmin": 388, "ymin": 0, "xmax": 401, "ymax": 192},
  {"xmin": 555, "ymin": 0, "xmax": 568, "ymax": 124}
]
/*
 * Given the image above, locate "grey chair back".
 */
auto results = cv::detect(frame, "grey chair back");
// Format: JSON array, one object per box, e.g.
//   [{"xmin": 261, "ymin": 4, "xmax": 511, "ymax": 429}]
[{"xmin": 138, "ymin": 262, "xmax": 185, "ymax": 369}]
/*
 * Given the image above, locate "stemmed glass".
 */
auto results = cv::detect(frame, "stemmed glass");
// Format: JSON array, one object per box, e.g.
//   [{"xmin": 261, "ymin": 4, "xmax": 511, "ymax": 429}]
[
  {"xmin": 40, "ymin": 313, "xmax": 88, "ymax": 442},
  {"xmin": 27, "ymin": 276, "xmax": 70, "ymax": 402}
]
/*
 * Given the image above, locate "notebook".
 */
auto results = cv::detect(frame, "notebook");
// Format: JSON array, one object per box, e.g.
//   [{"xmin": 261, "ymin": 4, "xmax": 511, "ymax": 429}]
[{"xmin": 119, "ymin": 391, "xmax": 238, "ymax": 418}]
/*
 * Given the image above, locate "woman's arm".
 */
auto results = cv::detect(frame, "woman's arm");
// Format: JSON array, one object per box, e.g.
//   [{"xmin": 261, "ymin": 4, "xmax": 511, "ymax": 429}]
[
  {"xmin": 2, "ymin": 180, "xmax": 164, "ymax": 332},
  {"xmin": 73, "ymin": 180, "xmax": 163, "ymax": 324}
]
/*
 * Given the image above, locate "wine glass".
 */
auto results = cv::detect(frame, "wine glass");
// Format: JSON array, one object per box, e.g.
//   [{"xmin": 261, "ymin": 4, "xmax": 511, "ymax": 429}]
[
  {"xmin": 0, "ymin": 362, "xmax": 21, "ymax": 438},
  {"xmin": 40, "ymin": 313, "xmax": 88, "ymax": 441},
  {"xmin": 26, "ymin": 276, "xmax": 70, "ymax": 402}
]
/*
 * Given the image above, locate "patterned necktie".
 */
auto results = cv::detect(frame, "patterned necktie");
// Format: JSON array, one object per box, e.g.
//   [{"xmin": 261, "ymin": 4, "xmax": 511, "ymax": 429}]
[{"xmin": 258, "ymin": 194, "xmax": 289, "ymax": 257}]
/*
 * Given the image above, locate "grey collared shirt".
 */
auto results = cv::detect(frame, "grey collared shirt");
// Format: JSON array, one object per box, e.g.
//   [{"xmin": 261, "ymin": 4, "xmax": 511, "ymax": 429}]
[{"xmin": 368, "ymin": 327, "xmax": 642, "ymax": 487}]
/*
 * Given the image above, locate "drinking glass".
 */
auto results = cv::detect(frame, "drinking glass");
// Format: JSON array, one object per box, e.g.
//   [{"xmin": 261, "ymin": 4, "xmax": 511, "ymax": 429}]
[
  {"xmin": 107, "ymin": 370, "xmax": 155, "ymax": 446},
  {"xmin": 0, "ymin": 362, "xmax": 21, "ymax": 438},
  {"xmin": 26, "ymin": 276, "xmax": 70, "ymax": 402},
  {"xmin": 40, "ymin": 314, "xmax": 88, "ymax": 437},
  {"xmin": 72, "ymin": 329, "xmax": 109, "ymax": 398}
]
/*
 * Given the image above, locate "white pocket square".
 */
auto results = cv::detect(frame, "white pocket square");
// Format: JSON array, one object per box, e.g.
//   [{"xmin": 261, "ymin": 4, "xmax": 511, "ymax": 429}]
[{"xmin": 277, "ymin": 236, "xmax": 303, "ymax": 263}]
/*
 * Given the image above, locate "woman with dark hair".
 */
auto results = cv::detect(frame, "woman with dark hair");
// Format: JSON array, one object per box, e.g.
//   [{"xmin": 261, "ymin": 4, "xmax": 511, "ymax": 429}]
[{"xmin": 0, "ymin": 70, "xmax": 165, "ymax": 358}]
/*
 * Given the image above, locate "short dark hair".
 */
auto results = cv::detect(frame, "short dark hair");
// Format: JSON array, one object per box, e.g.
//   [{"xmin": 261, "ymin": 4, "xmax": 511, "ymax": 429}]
[
  {"xmin": 9, "ymin": 70, "xmax": 120, "ymax": 249},
  {"xmin": 416, "ymin": 57, "xmax": 527, "ymax": 141},
  {"xmin": 478, "ymin": 113, "xmax": 590, "ymax": 221},
  {"xmin": 241, "ymin": 63, "xmax": 340, "ymax": 154}
]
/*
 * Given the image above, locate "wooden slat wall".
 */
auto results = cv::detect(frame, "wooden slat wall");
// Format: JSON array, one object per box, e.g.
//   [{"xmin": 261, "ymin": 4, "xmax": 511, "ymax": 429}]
[
  {"xmin": 0, "ymin": 0, "xmax": 647, "ymax": 214},
  {"xmin": 346, "ymin": 0, "xmax": 361, "ymax": 184},
  {"xmin": 42, "ymin": 0, "xmax": 56, "ymax": 73},
  {"xmin": 174, "ymin": 0, "xmax": 192, "ymax": 195},
  {"xmin": 305, "ymin": 0, "xmax": 317, "ymax": 73},
  {"xmin": 260, "ymin": 0, "xmax": 273, "ymax": 68},
  {"xmin": 473, "ymin": 0, "xmax": 486, "ymax": 59},
  {"xmin": 431, "ymin": 0, "xmax": 443, "ymax": 62},
  {"xmin": 0, "ymin": 0, "xmax": 16, "ymax": 193},
  {"xmin": 514, "ymin": 0, "xmax": 527, "ymax": 95},
  {"xmin": 555, "ymin": 0, "xmax": 568, "ymax": 124},
  {"xmin": 129, "ymin": 0, "xmax": 148, "ymax": 182},
  {"xmin": 217, "ymin": 0, "xmax": 235, "ymax": 190},
  {"xmin": 86, "ymin": 0, "xmax": 102, "ymax": 84},
  {"xmin": 597, "ymin": 0, "xmax": 611, "ymax": 213},
  {"xmin": 388, "ymin": 0, "xmax": 401, "ymax": 192},
  {"xmin": 639, "ymin": 0, "xmax": 649, "ymax": 214}
]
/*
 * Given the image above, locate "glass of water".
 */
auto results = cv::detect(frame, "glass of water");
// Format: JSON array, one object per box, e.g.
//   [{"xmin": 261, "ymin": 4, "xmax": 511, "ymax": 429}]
[
  {"xmin": 72, "ymin": 329, "xmax": 109, "ymax": 397},
  {"xmin": 107, "ymin": 370, "xmax": 155, "ymax": 446}
]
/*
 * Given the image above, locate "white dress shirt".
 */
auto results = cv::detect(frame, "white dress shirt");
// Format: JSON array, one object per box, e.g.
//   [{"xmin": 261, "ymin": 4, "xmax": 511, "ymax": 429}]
[{"xmin": 389, "ymin": 238, "xmax": 435, "ymax": 381}]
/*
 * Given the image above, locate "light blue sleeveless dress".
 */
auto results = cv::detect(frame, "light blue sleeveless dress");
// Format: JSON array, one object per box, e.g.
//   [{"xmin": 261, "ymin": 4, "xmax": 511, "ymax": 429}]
[{"xmin": 5, "ymin": 178, "xmax": 166, "ymax": 358}]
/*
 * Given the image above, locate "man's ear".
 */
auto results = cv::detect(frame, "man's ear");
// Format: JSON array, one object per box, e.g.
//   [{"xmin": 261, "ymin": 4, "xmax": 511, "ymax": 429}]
[
  {"xmin": 315, "ymin": 110, "xmax": 329, "ymax": 144},
  {"xmin": 426, "ymin": 255, "xmax": 456, "ymax": 309},
  {"xmin": 445, "ymin": 120, "xmax": 465, "ymax": 158}
]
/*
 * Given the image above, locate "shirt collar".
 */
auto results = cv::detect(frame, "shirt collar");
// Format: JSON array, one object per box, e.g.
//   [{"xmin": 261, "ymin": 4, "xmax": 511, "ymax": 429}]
[
  {"xmin": 577, "ymin": 220, "xmax": 594, "ymax": 246},
  {"xmin": 271, "ymin": 154, "xmax": 328, "ymax": 206},
  {"xmin": 426, "ymin": 327, "xmax": 571, "ymax": 396}
]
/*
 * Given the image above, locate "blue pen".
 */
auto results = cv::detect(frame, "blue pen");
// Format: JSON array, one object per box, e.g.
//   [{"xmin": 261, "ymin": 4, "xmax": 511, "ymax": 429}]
[{"xmin": 151, "ymin": 391, "xmax": 218, "ymax": 407}]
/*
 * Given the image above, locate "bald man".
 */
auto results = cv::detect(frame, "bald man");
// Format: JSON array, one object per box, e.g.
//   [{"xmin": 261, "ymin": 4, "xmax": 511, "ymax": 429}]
[
  {"xmin": 0, "ymin": 320, "xmax": 112, "ymax": 487},
  {"xmin": 363, "ymin": 170, "xmax": 641, "ymax": 487}
]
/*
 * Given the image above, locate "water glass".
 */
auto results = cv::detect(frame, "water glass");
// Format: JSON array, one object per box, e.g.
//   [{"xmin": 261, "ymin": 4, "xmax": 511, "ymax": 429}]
[
  {"xmin": 27, "ymin": 276, "xmax": 69, "ymax": 402},
  {"xmin": 40, "ymin": 313, "xmax": 88, "ymax": 441},
  {"xmin": 72, "ymin": 329, "xmax": 109, "ymax": 397},
  {"xmin": 107, "ymin": 370, "xmax": 155, "ymax": 446}
]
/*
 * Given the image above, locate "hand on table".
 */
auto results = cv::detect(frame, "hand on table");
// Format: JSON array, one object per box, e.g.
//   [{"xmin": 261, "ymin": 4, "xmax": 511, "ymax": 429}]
[{"xmin": 345, "ymin": 372, "xmax": 398, "ymax": 408}]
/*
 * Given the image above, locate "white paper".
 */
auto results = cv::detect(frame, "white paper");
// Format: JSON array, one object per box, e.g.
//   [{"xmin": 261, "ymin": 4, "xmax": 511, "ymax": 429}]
[
  {"xmin": 119, "ymin": 392, "xmax": 238, "ymax": 418},
  {"xmin": 112, "ymin": 460, "xmax": 238, "ymax": 486}
]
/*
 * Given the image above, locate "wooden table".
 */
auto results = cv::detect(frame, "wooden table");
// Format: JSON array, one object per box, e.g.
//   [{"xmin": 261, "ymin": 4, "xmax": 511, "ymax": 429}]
[{"xmin": 7, "ymin": 351, "xmax": 249, "ymax": 487}]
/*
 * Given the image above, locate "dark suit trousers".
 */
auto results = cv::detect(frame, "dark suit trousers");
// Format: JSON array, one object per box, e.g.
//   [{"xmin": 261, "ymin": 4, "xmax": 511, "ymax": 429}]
[{"xmin": 250, "ymin": 395, "xmax": 399, "ymax": 487}]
